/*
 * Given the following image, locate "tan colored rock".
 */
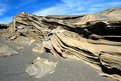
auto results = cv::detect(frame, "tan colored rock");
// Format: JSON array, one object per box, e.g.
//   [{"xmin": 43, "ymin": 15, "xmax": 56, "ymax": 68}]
[
  {"xmin": 100, "ymin": 52, "xmax": 121, "ymax": 70},
  {"xmin": 25, "ymin": 57, "xmax": 57, "ymax": 78},
  {"xmin": 74, "ymin": 14, "xmax": 96, "ymax": 25},
  {"xmin": 1, "ymin": 7, "xmax": 121, "ymax": 78},
  {"xmin": 14, "ymin": 36, "xmax": 35, "ymax": 46},
  {"xmin": 32, "ymin": 44, "xmax": 45, "ymax": 54},
  {"xmin": 0, "ymin": 44, "xmax": 18, "ymax": 56}
]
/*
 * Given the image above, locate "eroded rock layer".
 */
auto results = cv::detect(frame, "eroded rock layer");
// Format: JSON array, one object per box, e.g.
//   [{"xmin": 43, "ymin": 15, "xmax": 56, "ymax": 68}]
[{"xmin": 0, "ymin": 7, "xmax": 121, "ymax": 77}]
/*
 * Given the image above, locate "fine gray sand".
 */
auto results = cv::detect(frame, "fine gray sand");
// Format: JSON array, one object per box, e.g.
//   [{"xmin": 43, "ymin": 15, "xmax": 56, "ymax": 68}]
[{"xmin": 0, "ymin": 45, "xmax": 116, "ymax": 81}]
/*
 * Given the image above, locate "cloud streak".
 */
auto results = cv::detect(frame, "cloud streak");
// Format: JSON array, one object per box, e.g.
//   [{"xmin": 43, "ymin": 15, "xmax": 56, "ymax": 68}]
[
  {"xmin": 0, "ymin": 8, "xmax": 6, "ymax": 16},
  {"xmin": 0, "ymin": 4, "xmax": 7, "ymax": 16},
  {"xmin": 33, "ymin": 0, "xmax": 121, "ymax": 16},
  {"xmin": 0, "ymin": 0, "xmax": 121, "ymax": 24}
]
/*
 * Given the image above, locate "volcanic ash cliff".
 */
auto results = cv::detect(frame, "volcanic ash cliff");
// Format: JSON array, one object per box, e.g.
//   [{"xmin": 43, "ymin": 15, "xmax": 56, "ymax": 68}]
[{"xmin": 0, "ymin": 7, "xmax": 121, "ymax": 79}]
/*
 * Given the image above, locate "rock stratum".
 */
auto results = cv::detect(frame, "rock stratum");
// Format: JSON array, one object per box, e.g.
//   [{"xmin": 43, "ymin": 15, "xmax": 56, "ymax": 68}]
[{"xmin": 0, "ymin": 7, "xmax": 121, "ymax": 80}]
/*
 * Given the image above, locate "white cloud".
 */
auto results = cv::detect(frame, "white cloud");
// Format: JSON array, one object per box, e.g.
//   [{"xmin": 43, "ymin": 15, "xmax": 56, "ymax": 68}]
[
  {"xmin": 33, "ymin": 0, "xmax": 121, "ymax": 16},
  {"xmin": 0, "ymin": 3, "xmax": 8, "ymax": 16},
  {"xmin": 0, "ymin": 8, "xmax": 7, "ymax": 16},
  {"xmin": 93, "ymin": 2, "xmax": 121, "ymax": 8},
  {"xmin": 33, "ymin": 0, "xmax": 87, "ymax": 16},
  {"xmin": 0, "ymin": 17, "xmax": 12, "ymax": 24}
]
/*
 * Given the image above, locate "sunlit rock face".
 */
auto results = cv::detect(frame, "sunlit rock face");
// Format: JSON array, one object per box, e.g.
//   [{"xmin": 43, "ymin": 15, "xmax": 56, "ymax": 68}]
[
  {"xmin": 0, "ymin": 7, "xmax": 121, "ymax": 79},
  {"xmin": 25, "ymin": 57, "xmax": 57, "ymax": 78}
]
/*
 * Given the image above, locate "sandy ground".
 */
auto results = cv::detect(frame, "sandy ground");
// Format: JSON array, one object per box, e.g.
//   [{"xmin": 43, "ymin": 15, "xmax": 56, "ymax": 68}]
[{"xmin": 0, "ymin": 36, "xmax": 116, "ymax": 81}]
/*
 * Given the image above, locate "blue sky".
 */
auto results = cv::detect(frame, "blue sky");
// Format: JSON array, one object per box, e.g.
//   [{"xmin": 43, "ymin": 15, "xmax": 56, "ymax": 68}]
[{"xmin": 0, "ymin": 0, "xmax": 121, "ymax": 24}]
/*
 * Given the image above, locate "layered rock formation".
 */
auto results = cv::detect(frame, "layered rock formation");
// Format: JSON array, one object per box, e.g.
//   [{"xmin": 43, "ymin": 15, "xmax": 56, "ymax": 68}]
[{"xmin": 0, "ymin": 7, "xmax": 121, "ymax": 79}]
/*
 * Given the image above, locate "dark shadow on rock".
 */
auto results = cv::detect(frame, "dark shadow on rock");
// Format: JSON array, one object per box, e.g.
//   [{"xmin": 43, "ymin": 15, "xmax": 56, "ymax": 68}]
[
  {"xmin": 0, "ymin": 24, "xmax": 8, "ymax": 29},
  {"xmin": 100, "ymin": 64, "xmax": 121, "ymax": 75}
]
